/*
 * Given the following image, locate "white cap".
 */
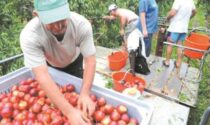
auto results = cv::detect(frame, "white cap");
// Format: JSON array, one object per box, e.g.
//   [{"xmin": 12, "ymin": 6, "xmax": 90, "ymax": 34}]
[{"xmin": 108, "ymin": 4, "xmax": 118, "ymax": 12}]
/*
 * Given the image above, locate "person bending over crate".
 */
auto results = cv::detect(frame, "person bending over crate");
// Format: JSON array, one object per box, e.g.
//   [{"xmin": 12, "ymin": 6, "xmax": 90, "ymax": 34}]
[
  {"xmin": 103, "ymin": 4, "xmax": 144, "ymax": 75},
  {"xmin": 20, "ymin": 0, "xmax": 96, "ymax": 124},
  {"xmin": 103, "ymin": 4, "xmax": 139, "ymax": 51},
  {"xmin": 163, "ymin": 0, "xmax": 196, "ymax": 68}
]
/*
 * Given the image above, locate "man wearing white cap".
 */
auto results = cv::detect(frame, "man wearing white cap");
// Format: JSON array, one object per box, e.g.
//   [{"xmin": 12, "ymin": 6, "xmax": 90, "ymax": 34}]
[
  {"xmin": 103, "ymin": 4, "xmax": 147, "ymax": 75},
  {"xmin": 20, "ymin": 0, "xmax": 96, "ymax": 124},
  {"xmin": 103, "ymin": 4, "xmax": 139, "ymax": 48}
]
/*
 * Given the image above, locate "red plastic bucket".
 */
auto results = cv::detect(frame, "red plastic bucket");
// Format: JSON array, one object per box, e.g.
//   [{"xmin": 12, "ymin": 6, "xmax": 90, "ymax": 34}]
[
  {"xmin": 108, "ymin": 51, "xmax": 128, "ymax": 71},
  {"xmin": 112, "ymin": 72, "xmax": 146, "ymax": 92},
  {"xmin": 184, "ymin": 32, "xmax": 210, "ymax": 59}
]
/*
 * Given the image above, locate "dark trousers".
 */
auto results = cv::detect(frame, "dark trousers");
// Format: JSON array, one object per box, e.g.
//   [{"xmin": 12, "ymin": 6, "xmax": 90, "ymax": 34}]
[
  {"xmin": 144, "ymin": 33, "xmax": 153, "ymax": 57},
  {"xmin": 48, "ymin": 54, "xmax": 83, "ymax": 78}
]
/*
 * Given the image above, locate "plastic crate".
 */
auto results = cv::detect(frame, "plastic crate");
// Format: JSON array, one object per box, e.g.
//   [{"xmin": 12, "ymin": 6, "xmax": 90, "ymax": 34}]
[{"xmin": 0, "ymin": 67, "xmax": 154, "ymax": 125}]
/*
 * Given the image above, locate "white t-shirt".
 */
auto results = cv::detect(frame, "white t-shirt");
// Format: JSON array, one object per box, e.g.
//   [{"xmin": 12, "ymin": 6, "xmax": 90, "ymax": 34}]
[
  {"xmin": 167, "ymin": 0, "xmax": 196, "ymax": 33},
  {"xmin": 20, "ymin": 12, "xmax": 96, "ymax": 68}
]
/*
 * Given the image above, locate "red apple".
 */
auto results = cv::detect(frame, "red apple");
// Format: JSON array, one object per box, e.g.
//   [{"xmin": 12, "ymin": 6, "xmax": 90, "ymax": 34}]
[
  {"xmin": 29, "ymin": 88, "xmax": 38, "ymax": 96},
  {"xmin": 26, "ymin": 78, "xmax": 34, "ymax": 84},
  {"xmin": 1, "ymin": 107, "xmax": 13, "ymax": 118},
  {"xmin": 110, "ymin": 111, "xmax": 121, "ymax": 121},
  {"xmin": 18, "ymin": 100, "xmax": 28, "ymax": 110},
  {"xmin": 51, "ymin": 116, "xmax": 63, "ymax": 125},
  {"xmin": 116, "ymin": 105, "xmax": 127, "ymax": 114},
  {"xmin": 108, "ymin": 121, "xmax": 118, "ymax": 125},
  {"xmin": 11, "ymin": 85, "xmax": 18, "ymax": 92},
  {"xmin": 118, "ymin": 120, "xmax": 127, "ymax": 125},
  {"xmin": 38, "ymin": 90, "xmax": 45, "ymax": 98},
  {"xmin": 104, "ymin": 104, "xmax": 114, "ymax": 114},
  {"xmin": 14, "ymin": 112, "xmax": 26, "ymax": 121},
  {"xmin": 28, "ymin": 97, "xmax": 36, "ymax": 106},
  {"xmin": 18, "ymin": 85, "xmax": 30, "ymax": 93},
  {"xmin": 94, "ymin": 110, "xmax": 105, "ymax": 122},
  {"xmin": 66, "ymin": 84, "xmax": 75, "ymax": 92},
  {"xmin": 0, "ymin": 118, "xmax": 12, "ymax": 124},
  {"xmin": 97, "ymin": 97, "xmax": 106, "ymax": 107},
  {"xmin": 37, "ymin": 97, "xmax": 45, "ymax": 106},
  {"xmin": 68, "ymin": 96, "xmax": 78, "ymax": 107},
  {"xmin": 31, "ymin": 103, "xmax": 42, "ymax": 113},
  {"xmin": 10, "ymin": 96, "xmax": 19, "ymax": 103},
  {"xmin": 90, "ymin": 94, "xmax": 97, "ymax": 102},
  {"xmin": 27, "ymin": 112, "xmax": 36, "ymax": 120},
  {"xmin": 42, "ymin": 113, "xmax": 52, "ymax": 123},
  {"xmin": 12, "ymin": 109, "xmax": 19, "ymax": 117},
  {"xmin": 17, "ymin": 91, "xmax": 25, "ymax": 99},
  {"xmin": 12, "ymin": 90, "xmax": 19, "ymax": 97},
  {"xmin": 0, "ymin": 94, "xmax": 6, "ymax": 101},
  {"xmin": 121, "ymin": 113, "xmax": 130, "ymax": 123},
  {"xmin": 129, "ymin": 118, "xmax": 139, "ymax": 125},
  {"xmin": 101, "ymin": 116, "xmax": 111, "ymax": 125}
]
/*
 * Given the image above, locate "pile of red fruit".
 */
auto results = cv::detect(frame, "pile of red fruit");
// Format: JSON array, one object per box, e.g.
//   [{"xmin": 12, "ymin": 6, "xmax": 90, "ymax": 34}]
[{"xmin": 0, "ymin": 78, "xmax": 139, "ymax": 125}]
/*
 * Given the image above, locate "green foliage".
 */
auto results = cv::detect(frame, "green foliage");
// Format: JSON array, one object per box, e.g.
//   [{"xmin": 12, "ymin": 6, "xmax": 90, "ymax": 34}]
[{"xmin": 0, "ymin": 1, "xmax": 209, "ymax": 125}]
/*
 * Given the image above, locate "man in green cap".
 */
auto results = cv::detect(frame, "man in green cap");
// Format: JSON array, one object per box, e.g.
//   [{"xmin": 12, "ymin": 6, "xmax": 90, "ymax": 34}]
[{"xmin": 20, "ymin": 0, "xmax": 96, "ymax": 124}]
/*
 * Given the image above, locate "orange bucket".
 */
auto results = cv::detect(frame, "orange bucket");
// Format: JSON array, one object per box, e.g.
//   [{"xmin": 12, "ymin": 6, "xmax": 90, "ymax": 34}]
[
  {"xmin": 184, "ymin": 32, "xmax": 210, "ymax": 59},
  {"xmin": 108, "ymin": 51, "xmax": 128, "ymax": 71},
  {"xmin": 112, "ymin": 72, "xmax": 146, "ymax": 92}
]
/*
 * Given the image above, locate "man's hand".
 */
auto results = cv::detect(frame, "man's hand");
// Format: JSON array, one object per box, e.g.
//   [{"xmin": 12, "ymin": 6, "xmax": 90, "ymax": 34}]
[
  {"xmin": 77, "ymin": 94, "xmax": 96, "ymax": 118},
  {"xmin": 143, "ymin": 29, "xmax": 148, "ymax": 38},
  {"xmin": 102, "ymin": 16, "xmax": 109, "ymax": 20},
  {"xmin": 67, "ymin": 107, "xmax": 92, "ymax": 125},
  {"xmin": 120, "ymin": 29, "xmax": 125, "ymax": 36}
]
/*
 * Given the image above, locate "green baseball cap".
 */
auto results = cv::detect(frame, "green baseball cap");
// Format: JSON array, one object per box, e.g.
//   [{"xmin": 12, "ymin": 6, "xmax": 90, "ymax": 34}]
[{"xmin": 34, "ymin": 0, "xmax": 70, "ymax": 24}]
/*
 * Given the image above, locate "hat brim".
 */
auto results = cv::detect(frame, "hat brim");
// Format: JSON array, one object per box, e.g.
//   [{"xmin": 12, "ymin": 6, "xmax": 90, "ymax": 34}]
[{"xmin": 37, "ymin": 3, "xmax": 70, "ymax": 24}]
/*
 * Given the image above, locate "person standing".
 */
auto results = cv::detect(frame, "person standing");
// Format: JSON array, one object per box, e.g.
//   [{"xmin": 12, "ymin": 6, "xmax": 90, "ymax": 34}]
[
  {"xmin": 163, "ymin": 0, "xmax": 196, "ymax": 68},
  {"xmin": 20, "ymin": 0, "xmax": 96, "ymax": 124},
  {"xmin": 138, "ymin": 0, "xmax": 158, "ymax": 57}
]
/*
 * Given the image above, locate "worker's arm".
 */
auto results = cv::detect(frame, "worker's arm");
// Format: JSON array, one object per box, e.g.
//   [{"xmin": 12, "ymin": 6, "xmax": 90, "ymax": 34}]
[
  {"xmin": 77, "ymin": 54, "xmax": 96, "ymax": 117},
  {"xmin": 140, "ymin": 12, "xmax": 148, "ymax": 37},
  {"xmin": 166, "ymin": 9, "xmax": 177, "ymax": 22},
  {"xmin": 32, "ymin": 65, "xmax": 91, "ymax": 125},
  {"xmin": 191, "ymin": 9, "xmax": 196, "ymax": 18},
  {"xmin": 119, "ymin": 16, "xmax": 126, "ymax": 36},
  {"xmin": 103, "ymin": 15, "xmax": 116, "ymax": 20}
]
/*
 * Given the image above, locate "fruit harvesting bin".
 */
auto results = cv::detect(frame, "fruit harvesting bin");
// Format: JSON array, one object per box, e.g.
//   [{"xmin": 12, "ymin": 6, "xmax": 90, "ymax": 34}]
[
  {"xmin": 0, "ymin": 67, "xmax": 154, "ymax": 125},
  {"xmin": 184, "ymin": 32, "xmax": 210, "ymax": 59},
  {"xmin": 108, "ymin": 51, "xmax": 128, "ymax": 71}
]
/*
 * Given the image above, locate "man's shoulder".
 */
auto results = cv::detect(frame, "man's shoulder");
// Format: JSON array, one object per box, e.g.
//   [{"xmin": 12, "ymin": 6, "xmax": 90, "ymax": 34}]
[
  {"xmin": 69, "ymin": 12, "xmax": 90, "ymax": 25},
  {"xmin": 68, "ymin": 12, "xmax": 92, "ymax": 31},
  {"xmin": 21, "ymin": 17, "xmax": 42, "ymax": 35},
  {"xmin": 20, "ymin": 17, "xmax": 44, "ymax": 45}
]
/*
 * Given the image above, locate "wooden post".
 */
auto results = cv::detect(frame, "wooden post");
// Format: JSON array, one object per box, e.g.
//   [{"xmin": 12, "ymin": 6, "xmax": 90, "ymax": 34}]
[{"xmin": 155, "ymin": 25, "xmax": 167, "ymax": 57}]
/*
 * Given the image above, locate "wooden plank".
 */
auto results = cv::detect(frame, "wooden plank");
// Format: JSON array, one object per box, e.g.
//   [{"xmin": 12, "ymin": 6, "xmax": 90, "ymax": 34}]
[
  {"xmin": 95, "ymin": 46, "xmax": 200, "ymax": 107},
  {"xmin": 143, "ymin": 57, "xmax": 175, "ymax": 90},
  {"xmin": 179, "ymin": 63, "xmax": 189, "ymax": 79},
  {"xmin": 166, "ymin": 72, "xmax": 183, "ymax": 98}
]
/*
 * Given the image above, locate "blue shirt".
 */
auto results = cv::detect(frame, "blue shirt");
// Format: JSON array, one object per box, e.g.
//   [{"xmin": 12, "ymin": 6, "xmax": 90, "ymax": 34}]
[{"xmin": 137, "ymin": 0, "xmax": 158, "ymax": 33}]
